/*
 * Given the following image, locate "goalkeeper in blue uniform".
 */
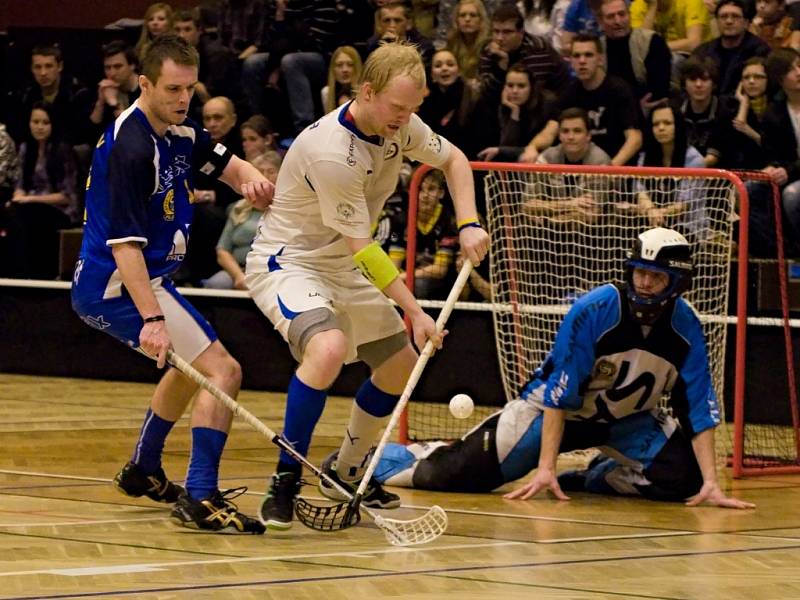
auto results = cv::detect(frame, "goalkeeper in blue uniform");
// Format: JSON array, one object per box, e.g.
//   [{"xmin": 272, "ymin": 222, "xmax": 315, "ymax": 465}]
[
  {"xmin": 366, "ymin": 228, "xmax": 754, "ymax": 509},
  {"xmin": 71, "ymin": 35, "xmax": 274, "ymax": 533}
]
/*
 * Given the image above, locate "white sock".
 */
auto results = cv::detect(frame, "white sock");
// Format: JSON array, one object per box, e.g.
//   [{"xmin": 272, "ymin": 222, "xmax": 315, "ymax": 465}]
[{"xmin": 337, "ymin": 402, "xmax": 383, "ymax": 482}]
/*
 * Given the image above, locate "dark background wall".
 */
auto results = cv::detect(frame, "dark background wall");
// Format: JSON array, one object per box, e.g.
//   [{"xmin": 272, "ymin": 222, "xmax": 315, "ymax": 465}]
[
  {"xmin": 4, "ymin": 279, "xmax": 799, "ymax": 428},
  {"xmin": 0, "ymin": 1, "xmax": 199, "ymax": 31},
  {"xmin": 0, "ymin": 283, "xmax": 507, "ymax": 408}
]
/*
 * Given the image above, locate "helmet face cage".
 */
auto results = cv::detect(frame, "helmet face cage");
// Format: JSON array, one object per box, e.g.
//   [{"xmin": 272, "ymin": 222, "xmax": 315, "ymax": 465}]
[{"xmin": 624, "ymin": 228, "xmax": 694, "ymax": 324}]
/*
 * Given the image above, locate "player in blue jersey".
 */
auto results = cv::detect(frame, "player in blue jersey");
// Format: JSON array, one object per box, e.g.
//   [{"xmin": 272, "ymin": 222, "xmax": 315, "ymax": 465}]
[
  {"xmin": 71, "ymin": 35, "xmax": 274, "ymax": 533},
  {"xmin": 363, "ymin": 228, "xmax": 754, "ymax": 509}
]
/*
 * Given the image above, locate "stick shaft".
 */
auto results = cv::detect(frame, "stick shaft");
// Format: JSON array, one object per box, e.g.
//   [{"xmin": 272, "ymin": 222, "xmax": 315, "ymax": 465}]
[
  {"xmin": 354, "ymin": 261, "xmax": 474, "ymax": 497},
  {"xmin": 165, "ymin": 350, "xmax": 357, "ymax": 502}
]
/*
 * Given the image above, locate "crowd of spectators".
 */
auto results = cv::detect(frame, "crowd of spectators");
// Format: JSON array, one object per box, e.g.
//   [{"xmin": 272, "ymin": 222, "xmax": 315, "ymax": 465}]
[{"xmin": 1, "ymin": 0, "xmax": 799, "ymax": 289}]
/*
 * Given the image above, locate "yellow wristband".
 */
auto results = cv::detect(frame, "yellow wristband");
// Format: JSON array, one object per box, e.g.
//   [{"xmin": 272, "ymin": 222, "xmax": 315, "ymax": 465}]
[{"xmin": 353, "ymin": 241, "xmax": 400, "ymax": 290}]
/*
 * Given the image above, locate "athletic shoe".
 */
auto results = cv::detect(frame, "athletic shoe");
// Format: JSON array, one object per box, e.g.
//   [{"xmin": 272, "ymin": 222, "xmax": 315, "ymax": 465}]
[
  {"xmin": 113, "ymin": 461, "xmax": 184, "ymax": 504},
  {"xmin": 318, "ymin": 453, "xmax": 401, "ymax": 509},
  {"xmin": 259, "ymin": 471, "xmax": 302, "ymax": 530},
  {"xmin": 170, "ymin": 488, "xmax": 265, "ymax": 534}
]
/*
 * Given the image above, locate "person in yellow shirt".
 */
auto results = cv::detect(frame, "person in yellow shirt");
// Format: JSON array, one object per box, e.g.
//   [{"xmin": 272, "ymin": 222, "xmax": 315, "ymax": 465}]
[{"xmin": 630, "ymin": 0, "xmax": 712, "ymax": 52}]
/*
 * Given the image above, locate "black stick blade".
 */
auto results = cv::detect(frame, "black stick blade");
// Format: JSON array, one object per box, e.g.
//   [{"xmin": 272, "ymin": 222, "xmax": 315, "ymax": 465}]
[{"xmin": 294, "ymin": 497, "xmax": 362, "ymax": 531}]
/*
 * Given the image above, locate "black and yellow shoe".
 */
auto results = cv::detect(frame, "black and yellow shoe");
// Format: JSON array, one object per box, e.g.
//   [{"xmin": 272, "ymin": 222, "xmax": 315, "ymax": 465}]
[
  {"xmin": 170, "ymin": 488, "xmax": 265, "ymax": 534},
  {"xmin": 114, "ymin": 462, "xmax": 184, "ymax": 504}
]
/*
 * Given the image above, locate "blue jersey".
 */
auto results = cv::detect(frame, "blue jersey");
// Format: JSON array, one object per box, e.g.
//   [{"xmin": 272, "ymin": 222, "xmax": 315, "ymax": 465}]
[
  {"xmin": 75, "ymin": 102, "xmax": 231, "ymax": 298},
  {"xmin": 521, "ymin": 283, "xmax": 720, "ymax": 436}
]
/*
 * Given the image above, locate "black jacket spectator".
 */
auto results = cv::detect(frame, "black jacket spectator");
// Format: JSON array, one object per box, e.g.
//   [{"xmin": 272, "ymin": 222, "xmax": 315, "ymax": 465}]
[
  {"xmin": 692, "ymin": 31, "xmax": 770, "ymax": 96},
  {"xmin": 479, "ymin": 32, "xmax": 571, "ymax": 97}
]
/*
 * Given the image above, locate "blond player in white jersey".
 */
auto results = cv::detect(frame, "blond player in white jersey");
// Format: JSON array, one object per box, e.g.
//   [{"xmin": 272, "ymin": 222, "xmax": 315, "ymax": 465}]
[{"xmin": 246, "ymin": 42, "xmax": 490, "ymax": 530}]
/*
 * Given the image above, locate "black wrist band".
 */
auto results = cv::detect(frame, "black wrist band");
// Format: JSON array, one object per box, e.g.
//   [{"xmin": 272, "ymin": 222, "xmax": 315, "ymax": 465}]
[{"xmin": 143, "ymin": 315, "xmax": 165, "ymax": 323}]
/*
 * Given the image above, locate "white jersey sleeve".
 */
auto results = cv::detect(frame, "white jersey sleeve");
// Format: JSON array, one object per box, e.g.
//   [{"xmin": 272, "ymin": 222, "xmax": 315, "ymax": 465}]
[
  {"xmin": 307, "ymin": 158, "xmax": 372, "ymax": 239},
  {"xmin": 402, "ymin": 114, "xmax": 452, "ymax": 167}
]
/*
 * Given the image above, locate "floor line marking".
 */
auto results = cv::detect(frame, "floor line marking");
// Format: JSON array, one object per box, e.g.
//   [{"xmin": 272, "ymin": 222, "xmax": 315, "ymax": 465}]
[{"xmin": 0, "ymin": 540, "xmax": 524, "ymax": 578}]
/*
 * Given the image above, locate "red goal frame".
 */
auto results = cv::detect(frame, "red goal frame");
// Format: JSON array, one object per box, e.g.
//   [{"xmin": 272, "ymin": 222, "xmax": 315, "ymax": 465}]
[{"xmin": 399, "ymin": 161, "xmax": 800, "ymax": 477}]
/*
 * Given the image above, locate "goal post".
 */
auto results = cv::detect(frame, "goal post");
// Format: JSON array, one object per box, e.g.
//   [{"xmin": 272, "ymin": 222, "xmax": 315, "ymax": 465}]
[
  {"xmin": 729, "ymin": 171, "xmax": 800, "ymax": 476},
  {"xmin": 398, "ymin": 161, "xmax": 797, "ymax": 477}
]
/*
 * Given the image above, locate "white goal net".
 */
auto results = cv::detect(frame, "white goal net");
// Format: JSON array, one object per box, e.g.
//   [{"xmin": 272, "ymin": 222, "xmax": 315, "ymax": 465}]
[{"xmin": 406, "ymin": 164, "xmax": 740, "ymax": 463}]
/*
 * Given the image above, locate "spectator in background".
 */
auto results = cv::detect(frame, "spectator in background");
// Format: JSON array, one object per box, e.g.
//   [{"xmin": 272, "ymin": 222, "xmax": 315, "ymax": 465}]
[
  {"xmin": 520, "ymin": 0, "xmax": 572, "ymax": 53},
  {"xmin": 560, "ymin": 0, "xmax": 603, "ymax": 53},
  {"xmin": 479, "ymin": 2, "xmax": 571, "ymax": 99},
  {"xmin": 749, "ymin": 0, "xmax": 800, "ymax": 50},
  {"xmin": 677, "ymin": 56, "xmax": 723, "ymax": 164},
  {"xmin": 2, "ymin": 103, "xmax": 78, "ymax": 279},
  {"xmin": 477, "ymin": 63, "xmax": 559, "ymax": 161},
  {"xmin": 413, "ymin": 0, "xmax": 441, "ymax": 38},
  {"xmin": 240, "ymin": 115, "xmax": 279, "ymax": 161},
  {"xmin": 537, "ymin": 107, "xmax": 612, "ymax": 165},
  {"xmin": 281, "ymin": 0, "xmax": 346, "ymax": 135},
  {"xmin": 692, "ymin": 0, "xmax": 770, "ymax": 95},
  {"xmin": 367, "ymin": 1, "xmax": 435, "ymax": 66},
  {"xmin": 633, "ymin": 104, "xmax": 706, "ymax": 235},
  {"xmin": 599, "ymin": 0, "xmax": 672, "ymax": 113},
  {"xmin": 174, "ymin": 9, "xmax": 240, "ymax": 107},
  {"xmin": 527, "ymin": 108, "xmax": 611, "ymax": 222},
  {"xmin": 89, "ymin": 42, "xmax": 140, "ymax": 133},
  {"xmin": 203, "ymin": 152, "xmax": 282, "ymax": 290},
  {"xmin": 0, "ymin": 122, "xmax": 18, "ymax": 203},
  {"xmin": 389, "ymin": 169, "xmax": 459, "ymax": 299},
  {"xmin": 135, "ymin": 3, "xmax": 175, "ymax": 61},
  {"xmin": 217, "ymin": 0, "xmax": 271, "ymax": 117},
  {"xmin": 321, "ymin": 46, "xmax": 363, "ymax": 114},
  {"xmin": 437, "ymin": 0, "xmax": 499, "ymax": 44},
  {"xmin": 630, "ymin": 0, "xmax": 712, "ymax": 55},
  {"xmin": 7, "ymin": 45, "xmax": 93, "ymax": 147},
  {"xmin": 550, "ymin": 33, "xmax": 642, "ymax": 165},
  {"xmin": 445, "ymin": 0, "xmax": 492, "ymax": 81},
  {"xmin": 714, "ymin": 56, "xmax": 769, "ymax": 169},
  {"xmin": 177, "ymin": 96, "xmax": 243, "ymax": 285},
  {"xmin": 754, "ymin": 48, "xmax": 800, "ymax": 255},
  {"xmin": 418, "ymin": 49, "xmax": 488, "ymax": 157}
]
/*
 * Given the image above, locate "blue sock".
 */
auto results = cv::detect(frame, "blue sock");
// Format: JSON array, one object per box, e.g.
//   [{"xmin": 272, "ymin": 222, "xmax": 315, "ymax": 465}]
[
  {"xmin": 355, "ymin": 378, "xmax": 399, "ymax": 417},
  {"xmin": 132, "ymin": 408, "xmax": 175, "ymax": 473},
  {"xmin": 280, "ymin": 373, "xmax": 327, "ymax": 467},
  {"xmin": 186, "ymin": 427, "xmax": 228, "ymax": 501}
]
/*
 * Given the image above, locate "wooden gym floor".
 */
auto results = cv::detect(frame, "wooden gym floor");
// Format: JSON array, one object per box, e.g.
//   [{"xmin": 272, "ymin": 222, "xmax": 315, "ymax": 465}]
[{"xmin": 1, "ymin": 374, "xmax": 799, "ymax": 600}]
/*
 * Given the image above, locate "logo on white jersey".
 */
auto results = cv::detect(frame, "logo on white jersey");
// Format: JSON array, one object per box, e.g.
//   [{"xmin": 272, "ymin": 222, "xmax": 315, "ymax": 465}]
[
  {"xmin": 594, "ymin": 359, "xmax": 616, "ymax": 379},
  {"xmin": 336, "ymin": 202, "xmax": 355, "ymax": 219},
  {"xmin": 167, "ymin": 228, "xmax": 188, "ymax": 261},
  {"xmin": 427, "ymin": 133, "xmax": 442, "ymax": 154},
  {"xmin": 346, "ymin": 134, "xmax": 357, "ymax": 166},
  {"xmin": 385, "ymin": 142, "xmax": 399, "ymax": 160}
]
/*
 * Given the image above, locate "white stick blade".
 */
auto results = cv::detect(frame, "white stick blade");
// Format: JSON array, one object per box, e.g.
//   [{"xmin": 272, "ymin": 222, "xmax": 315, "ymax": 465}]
[{"xmin": 375, "ymin": 505, "xmax": 448, "ymax": 546}]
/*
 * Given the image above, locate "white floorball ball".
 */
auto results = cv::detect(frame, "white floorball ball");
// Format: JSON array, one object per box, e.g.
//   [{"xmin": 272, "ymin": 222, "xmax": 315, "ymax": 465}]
[{"xmin": 449, "ymin": 393, "xmax": 474, "ymax": 419}]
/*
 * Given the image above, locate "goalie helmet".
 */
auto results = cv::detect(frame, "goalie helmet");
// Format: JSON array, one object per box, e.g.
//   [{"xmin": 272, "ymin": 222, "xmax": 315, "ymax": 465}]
[{"xmin": 624, "ymin": 228, "xmax": 694, "ymax": 325}]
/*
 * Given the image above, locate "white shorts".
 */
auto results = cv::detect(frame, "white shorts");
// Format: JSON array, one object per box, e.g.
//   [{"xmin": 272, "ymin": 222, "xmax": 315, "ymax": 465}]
[{"xmin": 247, "ymin": 264, "xmax": 406, "ymax": 364}]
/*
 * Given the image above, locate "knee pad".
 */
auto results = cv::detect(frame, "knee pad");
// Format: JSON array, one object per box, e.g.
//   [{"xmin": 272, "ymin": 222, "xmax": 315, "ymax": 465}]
[{"xmin": 287, "ymin": 307, "xmax": 340, "ymax": 362}]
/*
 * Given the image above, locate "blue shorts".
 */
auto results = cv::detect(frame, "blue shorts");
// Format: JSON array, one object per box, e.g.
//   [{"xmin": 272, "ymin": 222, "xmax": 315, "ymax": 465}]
[{"xmin": 72, "ymin": 264, "xmax": 217, "ymax": 363}]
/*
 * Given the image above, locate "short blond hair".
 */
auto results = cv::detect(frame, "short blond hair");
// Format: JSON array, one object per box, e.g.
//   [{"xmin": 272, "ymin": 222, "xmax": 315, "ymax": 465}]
[{"xmin": 359, "ymin": 42, "xmax": 426, "ymax": 96}]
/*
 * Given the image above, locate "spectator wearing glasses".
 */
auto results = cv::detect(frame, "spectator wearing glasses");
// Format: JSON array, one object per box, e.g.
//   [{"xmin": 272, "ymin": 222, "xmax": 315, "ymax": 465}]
[{"xmin": 691, "ymin": 0, "xmax": 770, "ymax": 95}]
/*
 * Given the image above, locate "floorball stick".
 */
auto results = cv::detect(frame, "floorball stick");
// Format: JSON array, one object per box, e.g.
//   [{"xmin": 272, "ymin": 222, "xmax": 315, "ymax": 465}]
[
  {"xmin": 294, "ymin": 260, "xmax": 473, "ymax": 543},
  {"xmin": 165, "ymin": 349, "xmax": 444, "ymax": 546}
]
